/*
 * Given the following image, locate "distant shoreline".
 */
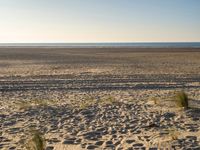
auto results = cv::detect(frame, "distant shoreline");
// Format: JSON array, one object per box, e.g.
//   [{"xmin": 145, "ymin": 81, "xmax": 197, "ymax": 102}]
[
  {"xmin": 0, "ymin": 47, "xmax": 200, "ymax": 53},
  {"xmin": 0, "ymin": 42, "xmax": 200, "ymax": 48}
]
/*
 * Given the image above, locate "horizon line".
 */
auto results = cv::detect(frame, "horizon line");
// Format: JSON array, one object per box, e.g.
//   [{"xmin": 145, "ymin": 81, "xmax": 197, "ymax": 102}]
[{"xmin": 1, "ymin": 42, "xmax": 200, "ymax": 44}]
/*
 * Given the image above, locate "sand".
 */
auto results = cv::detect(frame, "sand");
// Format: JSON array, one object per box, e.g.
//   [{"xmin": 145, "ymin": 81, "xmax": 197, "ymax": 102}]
[{"xmin": 0, "ymin": 47, "xmax": 200, "ymax": 149}]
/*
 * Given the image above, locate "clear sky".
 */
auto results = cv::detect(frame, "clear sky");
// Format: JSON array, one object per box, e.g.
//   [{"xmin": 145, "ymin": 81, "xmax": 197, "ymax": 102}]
[{"xmin": 0, "ymin": 0, "xmax": 200, "ymax": 43}]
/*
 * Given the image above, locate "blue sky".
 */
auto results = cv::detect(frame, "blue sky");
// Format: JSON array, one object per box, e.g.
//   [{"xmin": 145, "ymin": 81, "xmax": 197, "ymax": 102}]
[{"xmin": 0, "ymin": 0, "xmax": 200, "ymax": 43}]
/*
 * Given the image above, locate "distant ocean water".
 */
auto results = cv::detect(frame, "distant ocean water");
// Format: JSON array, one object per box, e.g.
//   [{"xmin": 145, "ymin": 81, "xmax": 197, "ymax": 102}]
[{"xmin": 0, "ymin": 42, "xmax": 200, "ymax": 48}]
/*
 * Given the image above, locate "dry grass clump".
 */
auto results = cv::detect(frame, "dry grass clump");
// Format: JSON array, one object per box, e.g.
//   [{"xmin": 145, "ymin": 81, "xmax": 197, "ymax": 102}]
[
  {"xmin": 25, "ymin": 130, "xmax": 46, "ymax": 150},
  {"xmin": 76, "ymin": 95, "xmax": 117, "ymax": 109},
  {"xmin": 174, "ymin": 91, "xmax": 189, "ymax": 108},
  {"xmin": 98, "ymin": 96, "xmax": 117, "ymax": 106},
  {"xmin": 79, "ymin": 98, "xmax": 96, "ymax": 109},
  {"xmin": 17, "ymin": 99, "xmax": 56, "ymax": 110}
]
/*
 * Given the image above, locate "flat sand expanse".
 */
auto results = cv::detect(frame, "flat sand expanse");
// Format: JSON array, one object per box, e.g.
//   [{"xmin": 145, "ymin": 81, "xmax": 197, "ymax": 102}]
[{"xmin": 0, "ymin": 48, "xmax": 200, "ymax": 149}]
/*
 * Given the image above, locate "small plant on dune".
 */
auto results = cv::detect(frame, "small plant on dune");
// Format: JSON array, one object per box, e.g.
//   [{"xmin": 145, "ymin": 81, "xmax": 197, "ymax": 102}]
[
  {"xmin": 174, "ymin": 91, "xmax": 189, "ymax": 108},
  {"xmin": 25, "ymin": 130, "xmax": 46, "ymax": 150},
  {"xmin": 76, "ymin": 95, "xmax": 118, "ymax": 109},
  {"xmin": 78, "ymin": 96, "xmax": 96, "ymax": 109},
  {"xmin": 17, "ymin": 99, "xmax": 57, "ymax": 110},
  {"xmin": 99, "ymin": 96, "xmax": 117, "ymax": 105}
]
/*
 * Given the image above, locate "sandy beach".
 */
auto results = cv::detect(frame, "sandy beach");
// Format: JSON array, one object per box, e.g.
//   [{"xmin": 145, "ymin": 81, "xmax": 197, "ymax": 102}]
[{"xmin": 1, "ymin": 47, "xmax": 200, "ymax": 150}]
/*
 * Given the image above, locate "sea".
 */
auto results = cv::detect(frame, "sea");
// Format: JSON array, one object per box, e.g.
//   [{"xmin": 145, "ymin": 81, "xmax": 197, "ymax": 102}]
[{"xmin": 0, "ymin": 42, "xmax": 200, "ymax": 48}]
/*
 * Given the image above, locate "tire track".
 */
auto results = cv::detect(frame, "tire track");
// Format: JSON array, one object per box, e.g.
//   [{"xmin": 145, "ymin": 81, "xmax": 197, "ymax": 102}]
[{"xmin": 0, "ymin": 74, "xmax": 199, "ymax": 92}]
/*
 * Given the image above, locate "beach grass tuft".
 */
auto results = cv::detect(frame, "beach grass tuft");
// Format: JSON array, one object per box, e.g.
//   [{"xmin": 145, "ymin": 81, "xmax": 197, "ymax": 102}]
[
  {"xmin": 25, "ymin": 129, "xmax": 46, "ymax": 150},
  {"xmin": 99, "ymin": 96, "xmax": 117, "ymax": 106},
  {"xmin": 17, "ymin": 99, "xmax": 56, "ymax": 110},
  {"xmin": 76, "ymin": 95, "xmax": 117, "ymax": 109},
  {"xmin": 174, "ymin": 91, "xmax": 189, "ymax": 108}
]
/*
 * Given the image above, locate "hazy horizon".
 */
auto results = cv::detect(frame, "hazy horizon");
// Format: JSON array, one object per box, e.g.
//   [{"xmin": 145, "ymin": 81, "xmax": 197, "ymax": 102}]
[{"xmin": 0, "ymin": 0, "xmax": 200, "ymax": 43}]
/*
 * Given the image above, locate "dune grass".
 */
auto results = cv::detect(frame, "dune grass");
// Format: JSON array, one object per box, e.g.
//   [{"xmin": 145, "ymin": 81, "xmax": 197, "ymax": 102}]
[
  {"xmin": 79, "ymin": 98, "xmax": 96, "ymax": 109},
  {"xmin": 98, "ymin": 96, "xmax": 115, "ymax": 105},
  {"xmin": 25, "ymin": 130, "xmax": 46, "ymax": 150},
  {"xmin": 76, "ymin": 95, "xmax": 117, "ymax": 109},
  {"xmin": 174, "ymin": 91, "xmax": 189, "ymax": 108},
  {"xmin": 17, "ymin": 99, "xmax": 56, "ymax": 110}
]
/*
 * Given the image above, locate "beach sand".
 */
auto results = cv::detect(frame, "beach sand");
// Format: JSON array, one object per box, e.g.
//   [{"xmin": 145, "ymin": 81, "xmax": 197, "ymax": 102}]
[{"xmin": 0, "ymin": 47, "xmax": 200, "ymax": 149}]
